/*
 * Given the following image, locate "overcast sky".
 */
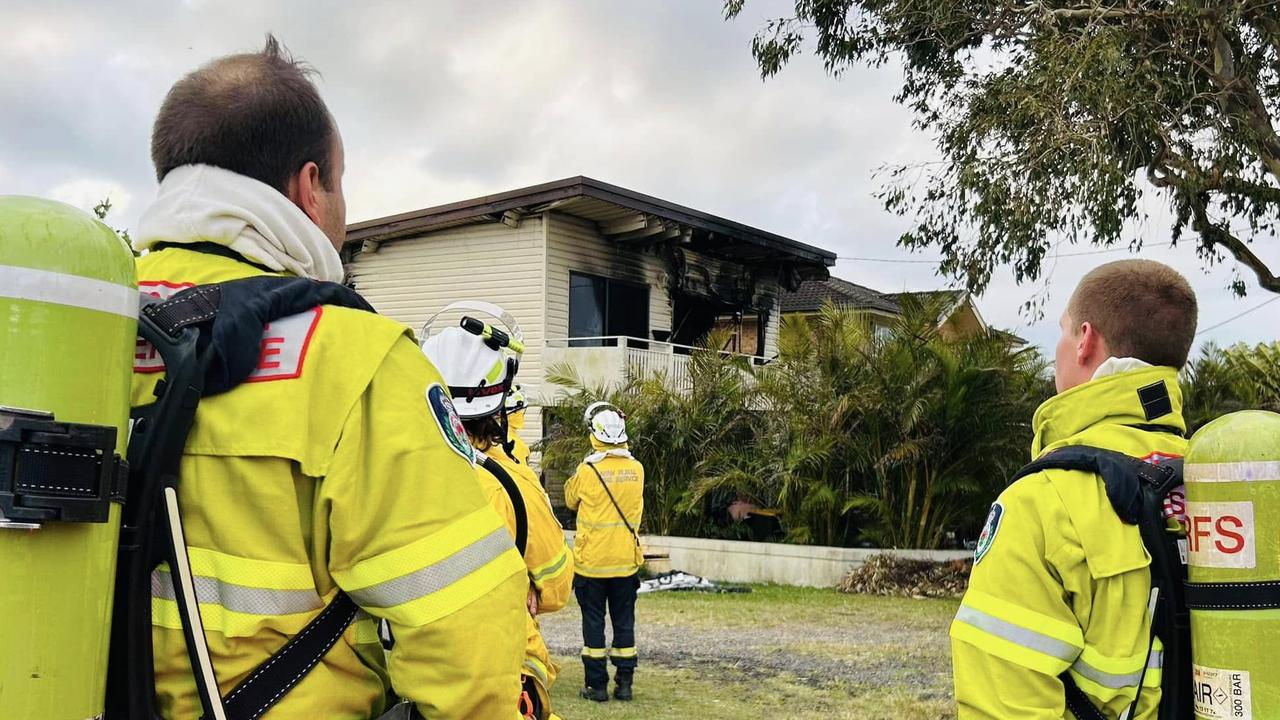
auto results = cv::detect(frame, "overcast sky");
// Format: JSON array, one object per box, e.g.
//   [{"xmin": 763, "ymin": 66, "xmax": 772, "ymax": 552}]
[{"xmin": 3, "ymin": 0, "xmax": 1276, "ymax": 354}]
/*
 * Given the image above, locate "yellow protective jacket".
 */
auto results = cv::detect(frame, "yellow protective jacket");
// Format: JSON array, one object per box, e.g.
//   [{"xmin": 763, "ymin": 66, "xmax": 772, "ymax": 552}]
[
  {"xmin": 564, "ymin": 441, "xmax": 645, "ymax": 578},
  {"xmin": 133, "ymin": 247, "xmax": 527, "ymax": 720},
  {"xmin": 476, "ymin": 445, "xmax": 574, "ymax": 713},
  {"xmin": 951, "ymin": 365, "xmax": 1187, "ymax": 719}
]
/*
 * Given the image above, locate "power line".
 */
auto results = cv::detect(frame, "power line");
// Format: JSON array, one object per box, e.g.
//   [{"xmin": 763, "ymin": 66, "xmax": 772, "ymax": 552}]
[
  {"xmin": 1196, "ymin": 294, "xmax": 1280, "ymax": 337},
  {"xmin": 837, "ymin": 241, "xmax": 1176, "ymax": 264}
]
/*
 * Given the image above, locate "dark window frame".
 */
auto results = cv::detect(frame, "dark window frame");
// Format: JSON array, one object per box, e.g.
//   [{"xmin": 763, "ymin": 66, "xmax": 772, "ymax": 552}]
[{"xmin": 568, "ymin": 271, "xmax": 650, "ymax": 347}]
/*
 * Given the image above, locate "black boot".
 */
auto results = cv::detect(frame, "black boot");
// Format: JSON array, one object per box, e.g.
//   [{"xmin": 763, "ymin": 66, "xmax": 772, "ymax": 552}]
[
  {"xmin": 580, "ymin": 686, "xmax": 609, "ymax": 703},
  {"xmin": 613, "ymin": 674, "xmax": 633, "ymax": 701}
]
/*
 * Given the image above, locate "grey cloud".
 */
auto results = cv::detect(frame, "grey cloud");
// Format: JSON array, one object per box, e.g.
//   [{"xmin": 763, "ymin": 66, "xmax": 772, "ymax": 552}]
[{"xmin": 0, "ymin": 0, "xmax": 1270, "ymax": 353}]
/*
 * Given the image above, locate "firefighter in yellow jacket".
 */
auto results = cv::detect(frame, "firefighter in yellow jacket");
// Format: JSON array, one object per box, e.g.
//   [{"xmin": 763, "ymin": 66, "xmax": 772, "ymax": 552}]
[
  {"xmin": 132, "ymin": 38, "xmax": 527, "ymax": 719},
  {"xmin": 565, "ymin": 403, "xmax": 646, "ymax": 702},
  {"xmin": 422, "ymin": 304, "xmax": 574, "ymax": 720},
  {"xmin": 951, "ymin": 259, "xmax": 1199, "ymax": 719}
]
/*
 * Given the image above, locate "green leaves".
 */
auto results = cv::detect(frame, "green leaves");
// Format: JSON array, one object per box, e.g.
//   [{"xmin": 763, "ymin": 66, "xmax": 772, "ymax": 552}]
[
  {"xmin": 1182, "ymin": 341, "xmax": 1280, "ymax": 432},
  {"xmin": 543, "ymin": 300, "xmax": 1050, "ymax": 549},
  {"xmin": 727, "ymin": 0, "xmax": 1280, "ymax": 297}
]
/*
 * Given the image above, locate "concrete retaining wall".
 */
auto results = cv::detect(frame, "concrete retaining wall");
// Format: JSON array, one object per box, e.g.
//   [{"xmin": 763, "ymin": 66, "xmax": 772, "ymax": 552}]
[{"xmin": 564, "ymin": 531, "xmax": 970, "ymax": 588}]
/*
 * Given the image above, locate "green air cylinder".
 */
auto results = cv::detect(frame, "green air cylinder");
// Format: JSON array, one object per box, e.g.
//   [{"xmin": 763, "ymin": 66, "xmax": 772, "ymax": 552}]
[
  {"xmin": 1184, "ymin": 410, "xmax": 1280, "ymax": 720},
  {"xmin": 0, "ymin": 197, "xmax": 137, "ymax": 719}
]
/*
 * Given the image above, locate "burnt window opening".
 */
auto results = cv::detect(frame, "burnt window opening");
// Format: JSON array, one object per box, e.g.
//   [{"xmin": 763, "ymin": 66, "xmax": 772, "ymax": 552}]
[
  {"xmin": 569, "ymin": 272, "xmax": 650, "ymax": 347},
  {"xmin": 712, "ymin": 310, "xmax": 769, "ymax": 358}
]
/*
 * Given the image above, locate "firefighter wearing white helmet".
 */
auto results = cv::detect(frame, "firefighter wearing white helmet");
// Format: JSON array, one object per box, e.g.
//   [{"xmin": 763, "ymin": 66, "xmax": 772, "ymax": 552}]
[
  {"xmin": 421, "ymin": 303, "xmax": 573, "ymax": 720},
  {"xmin": 564, "ymin": 402, "xmax": 646, "ymax": 702}
]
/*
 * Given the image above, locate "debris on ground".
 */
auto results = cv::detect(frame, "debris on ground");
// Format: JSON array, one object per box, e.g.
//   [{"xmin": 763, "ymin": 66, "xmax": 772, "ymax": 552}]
[
  {"xmin": 837, "ymin": 554, "xmax": 971, "ymax": 598},
  {"xmin": 640, "ymin": 570, "xmax": 752, "ymax": 594}
]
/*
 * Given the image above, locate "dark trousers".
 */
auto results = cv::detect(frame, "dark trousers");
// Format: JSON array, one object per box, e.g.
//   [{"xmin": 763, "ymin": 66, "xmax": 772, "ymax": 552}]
[{"xmin": 574, "ymin": 573, "xmax": 639, "ymax": 689}]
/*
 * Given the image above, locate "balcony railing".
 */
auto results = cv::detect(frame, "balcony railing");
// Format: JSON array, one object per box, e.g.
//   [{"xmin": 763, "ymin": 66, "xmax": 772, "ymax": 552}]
[{"xmin": 545, "ymin": 336, "xmax": 767, "ymax": 390}]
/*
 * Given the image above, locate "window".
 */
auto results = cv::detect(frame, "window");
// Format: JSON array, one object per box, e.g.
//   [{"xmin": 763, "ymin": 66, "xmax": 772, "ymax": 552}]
[{"xmin": 569, "ymin": 272, "xmax": 649, "ymax": 346}]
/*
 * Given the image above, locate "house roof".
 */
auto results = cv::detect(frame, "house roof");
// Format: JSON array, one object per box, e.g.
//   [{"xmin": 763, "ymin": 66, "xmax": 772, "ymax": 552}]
[
  {"xmin": 882, "ymin": 289, "xmax": 966, "ymax": 307},
  {"xmin": 779, "ymin": 277, "xmax": 901, "ymax": 314},
  {"xmin": 345, "ymin": 176, "xmax": 836, "ymax": 275}
]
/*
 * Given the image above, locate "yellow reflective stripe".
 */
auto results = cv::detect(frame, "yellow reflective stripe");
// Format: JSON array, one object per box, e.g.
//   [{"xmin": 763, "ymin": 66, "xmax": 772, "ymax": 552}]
[
  {"xmin": 962, "ymin": 591, "xmax": 1084, "ymax": 648},
  {"xmin": 577, "ymin": 520, "xmax": 633, "ymax": 530},
  {"xmin": 523, "ymin": 658, "xmax": 549, "ymax": 686},
  {"xmin": 609, "ymin": 646, "xmax": 637, "ymax": 659},
  {"xmin": 1070, "ymin": 645, "xmax": 1148, "ymax": 690},
  {"xmin": 951, "ymin": 594, "xmax": 1083, "ymax": 676},
  {"xmin": 152, "ymin": 568, "xmax": 323, "ymax": 615},
  {"xmin": 1142, "ymin": 647, "xmax": 1163, "ymax": 688},
  {"xmin": 346, "ymin": 527, "xmax": 524, "ymax": 627},
  {"xmin": 581, "ymin": 646, "xmax": 608, "ymax": 659},
  {"xmin": 183, "ymin": 546, "xmax": 316, "ymax": 591},
  {"xmin": 576, "ymin": 563, "xmax": 641, "ymax": 576},
  {"xmin": 153, "ymin": 595, "xmax": 320, "ymax": 638},
  {"xmin": 335, "ymin": 506, "xmax": 505, "ymax": 590},
  {"xmin": 532, "ymin": 545, "xmax": 571, "ymax": 584}
]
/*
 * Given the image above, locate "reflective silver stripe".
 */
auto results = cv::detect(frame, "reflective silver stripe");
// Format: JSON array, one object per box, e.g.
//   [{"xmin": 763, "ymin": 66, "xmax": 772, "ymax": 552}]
[
  {"xmin": 523, "ymin": 659, "xmax": 549, "ymax": 686},
  {"xmin": 954, "ymin": 605, "xmax": 1080, "ymax": 662},
  {"xmin": 1148, "ymin": 648, "xmax": 1163, "ymax": 669},
  {"xmin": 532, "ymin": 551, "xmax": 570, "ymax": 582},
  {"xmin": 152, "ymin": 569, "xmax": 323, "ymax": 616},
  {"xmin": 347, "ymin": 528, "xmax": 512, "ymax": 609},
  {"xmin": 1070, "ymin": 656, "xmax": 1144, "ymax": 690},
  {"xmin": 1186, "ymin": 461, "xmax": 1280, "ymax": 483},
  {"xmin": 0, "ymin": 264, "xmax": 138, "ymax": 319}
]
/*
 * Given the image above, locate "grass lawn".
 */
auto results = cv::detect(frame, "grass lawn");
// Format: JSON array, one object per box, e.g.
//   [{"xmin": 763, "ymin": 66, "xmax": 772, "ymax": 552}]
[{"xmin": 544, "ymin": 585, "xmax": 960, "ymax": 720}]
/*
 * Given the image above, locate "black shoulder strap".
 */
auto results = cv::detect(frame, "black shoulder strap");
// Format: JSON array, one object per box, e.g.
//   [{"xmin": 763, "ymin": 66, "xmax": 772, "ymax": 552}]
[
  {"xmin": 107, "ymin": 276, "xmax": 376, "ymax": 720},
  {"xmin": 219, "ymin": 592, "xmax": 360, "ymax": 720},
  {"xmin": 481, "ymin": 456, "xmax": 528, "ymax": 556},
  {"xmin": 1013, "ymin": 446, "xmax": 1191, "ymax": 720},
  {"xmin": 585, "ymin": 461, "xmax": 641, "ymax": 547}
]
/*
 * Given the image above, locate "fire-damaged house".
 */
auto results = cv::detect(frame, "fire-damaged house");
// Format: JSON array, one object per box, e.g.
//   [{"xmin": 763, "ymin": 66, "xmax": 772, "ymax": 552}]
[{"xmin": 343, "ymin": 176, "xmax": 836, "ymax": 447}]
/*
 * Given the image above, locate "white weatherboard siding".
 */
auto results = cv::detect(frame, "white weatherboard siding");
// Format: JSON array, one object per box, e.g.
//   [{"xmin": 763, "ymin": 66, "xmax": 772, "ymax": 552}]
[
  {"xmin": 346, "ymin": 217, "xmax": 549, "ymax": 444},
  {"xmin": 543, "ymin": 211, "xmax": 673, "ymax": 351}
]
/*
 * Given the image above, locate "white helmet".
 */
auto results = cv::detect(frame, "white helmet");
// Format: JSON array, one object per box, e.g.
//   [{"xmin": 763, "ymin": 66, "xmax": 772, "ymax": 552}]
[
  {"xmin": 584, "ymin": 401, "xmax": 628, "ymax": 444},
  {"xmin": 505, "ymin": 384, "xmax": 527, "ymax": 413},
  {"xmin": 421, "ymin": 302, "xmax": 523, "ymax": 420}
]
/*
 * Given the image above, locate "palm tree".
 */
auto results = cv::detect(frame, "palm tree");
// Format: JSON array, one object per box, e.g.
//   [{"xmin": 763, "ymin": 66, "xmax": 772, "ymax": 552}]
[{"xmin": 542, "ymin": 300, "xmax": 1050, "ymax": 549}]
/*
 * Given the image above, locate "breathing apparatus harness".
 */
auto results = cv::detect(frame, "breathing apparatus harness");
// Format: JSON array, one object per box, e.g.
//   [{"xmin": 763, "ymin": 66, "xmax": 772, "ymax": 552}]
[
  {"xmin": 1011, "ymin": 445, "xmax": 1191, "ymax": 720},
  {"xmin": 104, "ymin": 275, "xmax": 377, "ymax": 720}
]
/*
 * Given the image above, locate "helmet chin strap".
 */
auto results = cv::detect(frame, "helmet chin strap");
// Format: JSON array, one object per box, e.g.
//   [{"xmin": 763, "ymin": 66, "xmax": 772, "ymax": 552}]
[{"xmin": 498, "ymin": 359, "xmax": 519, "ymax": 461}]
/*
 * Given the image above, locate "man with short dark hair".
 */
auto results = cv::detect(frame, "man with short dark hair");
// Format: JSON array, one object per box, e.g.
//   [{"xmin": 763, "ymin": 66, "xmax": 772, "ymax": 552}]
[
  {"xmin": 132, "ymin": 37, "xmax": 527, "ymax": 719},
  {"xmin": 951, "ymin": 259, "xmax": 1198, "ymax": 719}
]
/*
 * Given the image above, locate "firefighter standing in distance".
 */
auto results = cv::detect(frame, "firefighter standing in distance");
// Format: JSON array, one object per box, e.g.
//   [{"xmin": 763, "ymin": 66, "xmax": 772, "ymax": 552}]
[
  {"xmin": 565, "ymin": 403, "xmax": 646, "ymax": 702},
  {"xmin": 951, "ymin": 259, "xmax": 1198, "ymax": 719},
  {"xmin": 131, "ymin": 37, "xmax": 526, "ymax": 719}
]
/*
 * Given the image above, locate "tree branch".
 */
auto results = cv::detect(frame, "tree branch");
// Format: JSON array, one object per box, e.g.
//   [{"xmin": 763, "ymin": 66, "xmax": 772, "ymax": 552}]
[{"xmin": 1191, "ymin": 196, "xmax": 1280, "ymax": 293}]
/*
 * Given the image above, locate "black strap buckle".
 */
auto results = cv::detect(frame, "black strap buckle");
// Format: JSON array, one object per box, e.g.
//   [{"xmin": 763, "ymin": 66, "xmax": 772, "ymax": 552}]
[{"xmin": 0, "ymin": 406, "xmax": 125, "ymax": 525}]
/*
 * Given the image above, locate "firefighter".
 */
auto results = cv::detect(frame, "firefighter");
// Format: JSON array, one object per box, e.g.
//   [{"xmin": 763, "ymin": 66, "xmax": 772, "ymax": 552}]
[
  {"xmin": 565, "ymin": 402, "xmax": 646, "ymax": 702},
  {"xmin": 130, "ymin": 37, "xmax": 526, "ymax": 719},
  {"xmin": 421, "ymin": 307, "xmax": 573, "ymax": 720},
  {"xmin": 951, "ymin": 259, "xmax": 1199, "ymax": 719}
]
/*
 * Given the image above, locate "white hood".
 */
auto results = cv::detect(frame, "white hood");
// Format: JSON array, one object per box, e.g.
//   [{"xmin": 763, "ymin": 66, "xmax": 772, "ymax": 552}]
[{"xmin": 133, "ymin": 164, "xmax": 345, "ymax": 283}]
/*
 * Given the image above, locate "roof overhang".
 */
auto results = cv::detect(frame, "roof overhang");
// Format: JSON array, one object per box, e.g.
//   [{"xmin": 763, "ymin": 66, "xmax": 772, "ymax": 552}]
[{"xmin": 345, "ymin": 176, "xmax": 835, "ymax": 278}]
